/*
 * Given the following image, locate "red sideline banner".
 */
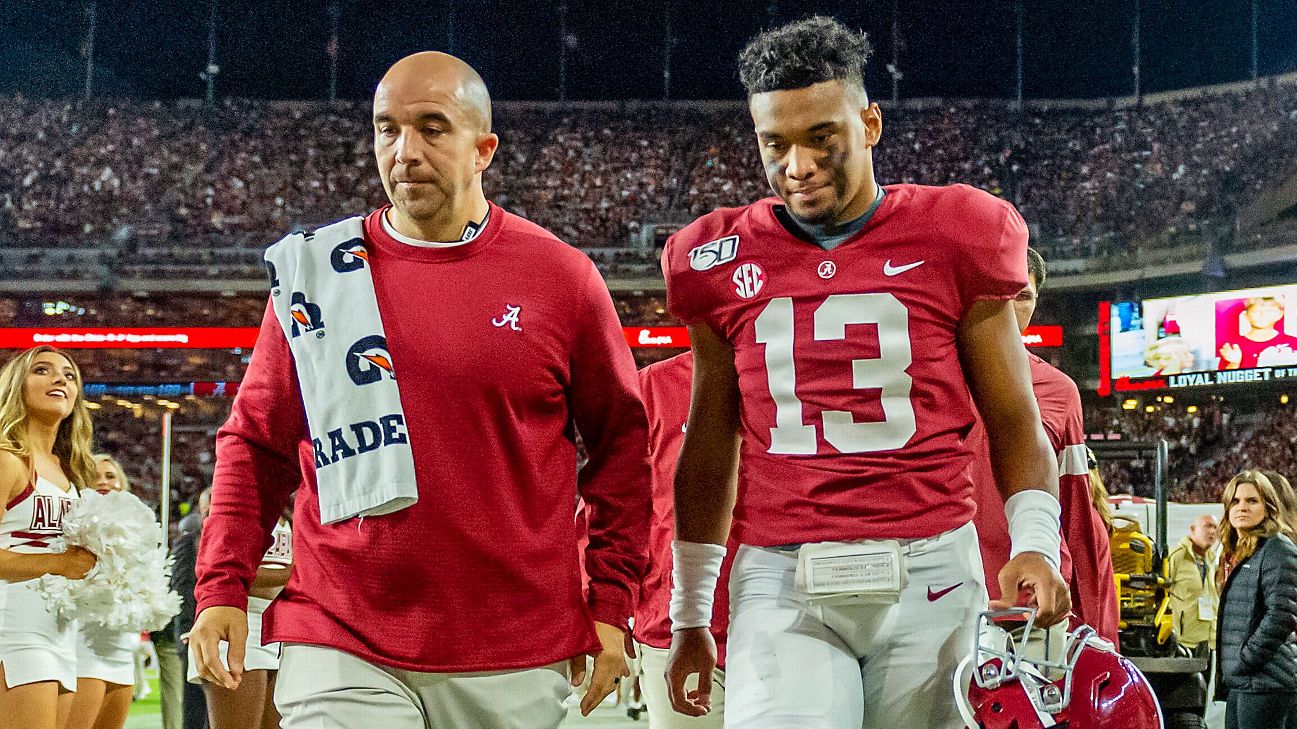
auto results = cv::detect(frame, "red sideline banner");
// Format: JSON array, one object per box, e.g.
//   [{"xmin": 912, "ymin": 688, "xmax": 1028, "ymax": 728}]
[
  {"xmin": 1022, "ymin": 325, "xmax": 1063, "ymax": 348},
  {"xmin": 623, "ymin": 327, "xmax": 690, "ymax": 348},
  {"xmin": 0, "ymin": 328, "xmax": 260, "ymax": 349},
  {"xmin": 2, "ymin": 326, "xmax": 1059, "ymax": 351}
]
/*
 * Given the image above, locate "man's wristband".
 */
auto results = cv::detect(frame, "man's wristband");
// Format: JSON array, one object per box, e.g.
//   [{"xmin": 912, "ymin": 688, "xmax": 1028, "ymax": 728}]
[
  {"xmin": 1005, "ymin": 489, "xmax": 1062, "ymax": 571},
  {"xmin": 669, "ymin": 540, "xmax": 726, "ymax": 631}
]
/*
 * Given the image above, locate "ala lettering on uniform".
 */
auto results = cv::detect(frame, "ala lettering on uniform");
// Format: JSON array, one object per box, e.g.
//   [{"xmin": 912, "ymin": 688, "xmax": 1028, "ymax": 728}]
[{"xmin": 30, "ymin": 494, "xmax": 72, "ymax": 533}]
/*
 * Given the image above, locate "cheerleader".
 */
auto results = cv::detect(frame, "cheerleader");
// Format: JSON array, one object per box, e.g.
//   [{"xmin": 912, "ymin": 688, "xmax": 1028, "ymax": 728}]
[
  {"xmin": 0, "ymin": 346, "xmax": 98, "ymax": 729},
  {"xmin": 189, "ymin": 512, "xmax": 291, "ymax": 729},
  {"xmin": 65, "ymin": 455, "xmax": 138, "ymax": 729}
]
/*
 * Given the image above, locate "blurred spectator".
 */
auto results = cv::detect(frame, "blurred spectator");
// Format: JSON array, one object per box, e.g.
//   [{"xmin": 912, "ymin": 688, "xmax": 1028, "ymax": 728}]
[
  {"xmin": 1165, "ymin": 514, "xmax": 1220, "ymax": 656},
  {"xmin": 171, "ymin": 487, "xmax": 210, "ymax": 729}
]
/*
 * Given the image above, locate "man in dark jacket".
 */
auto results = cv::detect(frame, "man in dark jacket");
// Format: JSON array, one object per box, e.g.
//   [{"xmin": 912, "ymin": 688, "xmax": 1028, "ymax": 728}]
[
  {"xmin": 172, "ymin": 488, "xmax": 211, "ymax": 729},
  {"xmin": 1216, "ymin": 529, "xmax": 1297, "ymax": 729}
]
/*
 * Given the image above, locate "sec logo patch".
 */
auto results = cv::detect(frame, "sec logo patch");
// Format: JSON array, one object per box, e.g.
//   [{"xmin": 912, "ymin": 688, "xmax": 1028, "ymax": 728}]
[{"xmin": 732, "ymin": 262, "xmax": 766, "ymax": 300}]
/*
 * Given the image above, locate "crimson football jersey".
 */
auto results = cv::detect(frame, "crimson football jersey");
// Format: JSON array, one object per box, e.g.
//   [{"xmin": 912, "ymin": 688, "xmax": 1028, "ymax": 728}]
[
  {"xmin": 969, "ymin": 353, "xmax": 1120, "ymax": 645},
  {"xmin": 634, "ymin": 352, "xmax": 734, "ymax": 666},
  {"xmin": 664, "ymin": 184, "xmax": 1028, "ymax": 544}
]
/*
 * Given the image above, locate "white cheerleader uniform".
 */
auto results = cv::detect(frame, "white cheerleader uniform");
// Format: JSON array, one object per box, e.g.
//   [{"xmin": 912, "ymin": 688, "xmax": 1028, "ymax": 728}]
[
  {"xmin": 188, "ymin": 519, "xmax": 291, "ymax": 682},
  {"xmin": 75, "ymin": 489, "xmax": 139, "ymax": 687},
  {"xmin": 0, "ymin": 476, "xmax": 80, "ymax": 691},
  {"xmin": 76, "ymin": 628, "xmax": 137, "ymax": 686}
]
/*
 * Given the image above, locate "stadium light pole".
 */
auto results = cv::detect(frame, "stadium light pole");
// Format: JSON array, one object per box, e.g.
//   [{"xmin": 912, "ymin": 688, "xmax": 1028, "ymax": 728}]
[
  {"xmin": 447, "ymin": 0, "xmax": 456, "ymax": 55},
  {"xmin": 327, "ymin": 0, "xmax": 341, "ymax": 101},
  {"xmin": 889, "ymin": 0, "xmax": 901, "ymax": 106},
  {"xmin": 160, "ymin": 411, "xmax": 173, "ymax": 556},
  {"xmin": 202, "ymin": 0, "xmax": 220, "ymax": 106},
  {"xmin": 558, "ymin": 0, "xmax": 568, "ymax": 102},
  {"xmin": 1251, "ymin": 0, "xmax": 1259, "ymax": 80},
  {"xmin": 1014, "ymin": 0, "xmax": 1024, "ymax": 107},
  {"xmin": 1131, "ymin": 0, "xmax": 1141, "ymax": 103},
  {"xmin": 663, "ymin": 0, "xmax": 672, "ymax": 100},
  {"xmin": 83, "ymin": 0, "xmax": 97, "ymax": 101}
]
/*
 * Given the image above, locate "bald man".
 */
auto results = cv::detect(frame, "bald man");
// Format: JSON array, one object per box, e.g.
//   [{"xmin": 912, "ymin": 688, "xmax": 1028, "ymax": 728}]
[
  {"xmin": 1166, "ymin": 514, "xmax": 1221, "ymax": 656},
  {"xmin": 189, "ymin": 53, "xmax": 651, "ymax": 729}
]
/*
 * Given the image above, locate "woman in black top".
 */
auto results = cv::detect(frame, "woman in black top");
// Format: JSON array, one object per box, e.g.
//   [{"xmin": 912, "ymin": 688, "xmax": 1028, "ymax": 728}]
[{"xmin": 1215, "ymin": 470, "xmax": 1297, "ymax": 729}]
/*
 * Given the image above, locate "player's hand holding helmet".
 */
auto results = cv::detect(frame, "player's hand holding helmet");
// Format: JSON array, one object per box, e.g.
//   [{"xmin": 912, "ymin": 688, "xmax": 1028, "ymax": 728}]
[{"xmin": 954, "ymin": 608, "xmax": 1164, "ymax": 729}]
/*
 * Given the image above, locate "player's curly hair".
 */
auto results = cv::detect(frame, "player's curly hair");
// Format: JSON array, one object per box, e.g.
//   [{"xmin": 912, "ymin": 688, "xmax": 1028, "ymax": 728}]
[
  {"xmin": 738, "ymin": 16, "xmax": 873, "ymax": 97},
  {"xmin": 1027, "ymin": 247, "xmax": 1047, "ymax": 290}
]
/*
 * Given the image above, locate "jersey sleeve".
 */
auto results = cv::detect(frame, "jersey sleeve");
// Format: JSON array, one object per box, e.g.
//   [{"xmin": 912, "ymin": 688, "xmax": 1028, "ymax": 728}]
[
  {"xmin": 662, "ymin": 230, "xmax": 711, "ymax": 328},
  {"xmin": 197, "ymin": 301, "xmax": 305, "ymax": 614},
  {"xmin": 951, "ymin": 187, "xmax": 1030, "ymax": 314}
]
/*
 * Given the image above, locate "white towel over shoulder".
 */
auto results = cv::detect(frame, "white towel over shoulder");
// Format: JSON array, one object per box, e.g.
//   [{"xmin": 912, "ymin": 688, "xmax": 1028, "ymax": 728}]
[{"xmin": 264, "ymin": 217, "xmax": 418, "ymax": 525}]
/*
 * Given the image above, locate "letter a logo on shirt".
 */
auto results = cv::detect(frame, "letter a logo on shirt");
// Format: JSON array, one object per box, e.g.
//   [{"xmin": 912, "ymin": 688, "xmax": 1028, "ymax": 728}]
[{"xmin": 493, "ymin": 305, "xmax": 523, "ymax": 332}]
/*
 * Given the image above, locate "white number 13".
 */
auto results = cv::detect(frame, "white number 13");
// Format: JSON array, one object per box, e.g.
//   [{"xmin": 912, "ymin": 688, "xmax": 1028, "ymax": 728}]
[{"xmin": 753, "ymin": 293, "xmax": 917, "ymax": 455}]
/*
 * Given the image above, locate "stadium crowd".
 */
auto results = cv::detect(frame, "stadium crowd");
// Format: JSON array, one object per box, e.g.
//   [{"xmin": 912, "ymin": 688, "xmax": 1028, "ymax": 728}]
[
  {"xmin": 2, "ymin": 77, "xmax": 1297, "ymax": 270},
  {"xmin": 1084, "ymin": 397, "xmax": 1297, "ymax": 506},
  {"xmin": 4, "ymin": 78, "xmax": 1297, "ymax": 519},
  {"xmin": 1173, "ymin": 402, "xmax": 1297, "ymax": 504},
  {"xmin": 1087, "ymin": 400, "xmax": 1233, "ymax": 499}
]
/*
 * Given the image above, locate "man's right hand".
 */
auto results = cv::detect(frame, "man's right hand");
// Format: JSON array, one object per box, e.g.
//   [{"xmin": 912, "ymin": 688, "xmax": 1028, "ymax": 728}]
[
  {"xmin": 60, "ymin": 546, "xmax": 97, "ymax": 579},
  {"xmin": 190, "ymin": 606, "xmax": 248, "ymax": 690},
  {"xmin": 665, "ymin": 627, "xmax": 717, "ymax": 717}
]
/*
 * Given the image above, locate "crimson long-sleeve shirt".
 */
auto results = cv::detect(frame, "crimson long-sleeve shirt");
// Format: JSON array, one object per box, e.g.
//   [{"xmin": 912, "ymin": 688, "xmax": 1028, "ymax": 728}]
[{"xmin": 196, "ymin": 204, "xmax": 651, "ymax": 672}]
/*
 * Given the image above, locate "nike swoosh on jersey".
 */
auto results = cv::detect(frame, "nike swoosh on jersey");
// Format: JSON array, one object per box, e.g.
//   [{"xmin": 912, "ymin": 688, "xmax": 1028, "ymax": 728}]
[
  {"xmin": 927, "ymin": 583, "xmax": 963, "ymax": 602},
  {"xmin": 883, "ymin": 259, "xmax": 926, "ymax": 276}
]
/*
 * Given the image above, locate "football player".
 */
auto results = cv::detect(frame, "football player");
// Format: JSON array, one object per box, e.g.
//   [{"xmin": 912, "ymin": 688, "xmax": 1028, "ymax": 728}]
[{"xmin": 662, "ymin": 17, "xmax": 1069, "ymax": 729}]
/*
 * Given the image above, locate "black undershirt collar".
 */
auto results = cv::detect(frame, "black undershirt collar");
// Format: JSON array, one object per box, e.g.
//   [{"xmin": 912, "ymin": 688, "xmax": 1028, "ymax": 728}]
[{"xmin": 774, "ymin": 185, "xmax": 885, "ymax": 251}]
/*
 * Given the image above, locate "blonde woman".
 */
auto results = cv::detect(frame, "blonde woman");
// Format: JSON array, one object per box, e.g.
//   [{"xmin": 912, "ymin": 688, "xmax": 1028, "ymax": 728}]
[
  {"xmin": 1214, "ymin": 470, "xmax": 1297, "ymax": 729},
  {"xmin": 0, "ymin": 346, "xmax": 99, "ymax": 729},
  {"xmin": 65, "ymin": 455, "xmax": 138, "ymax": 729},
  {"xmin": 1086, "ymin": 447, "xmax": 1114, "ymax": 536}
]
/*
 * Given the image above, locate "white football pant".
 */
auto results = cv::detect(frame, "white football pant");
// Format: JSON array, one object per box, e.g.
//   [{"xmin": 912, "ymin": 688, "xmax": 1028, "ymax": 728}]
[{"xmin": 724, "ymin": 521, "xmax": 987, "ymax": 729}]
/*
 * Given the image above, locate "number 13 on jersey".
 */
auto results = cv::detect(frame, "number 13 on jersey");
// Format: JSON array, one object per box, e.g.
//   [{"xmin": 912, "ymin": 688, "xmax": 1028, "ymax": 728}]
[{"xmin": 753, "ymin": 293, "xmax": 917, "ymax": 455}]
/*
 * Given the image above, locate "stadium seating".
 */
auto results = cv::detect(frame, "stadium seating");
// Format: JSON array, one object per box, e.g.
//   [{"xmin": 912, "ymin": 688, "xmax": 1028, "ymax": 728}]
[
  {"xmin": 8, "ymin": 78, "xmax": 1297, "ymax": 511},
  {"xmin": 4, "ymin": 78, "xmax": 1297, "ymax": 273}
]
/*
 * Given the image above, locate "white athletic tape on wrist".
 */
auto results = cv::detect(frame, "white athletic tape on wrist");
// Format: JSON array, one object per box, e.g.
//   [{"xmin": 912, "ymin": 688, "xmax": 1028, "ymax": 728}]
[
  {"xmin": 669, "ymin": 540, "xmax": 727, "ymax": 631},
  {"xmin": 1005, "ymin": 489, "xmax": 1062, "ymax": 571}
]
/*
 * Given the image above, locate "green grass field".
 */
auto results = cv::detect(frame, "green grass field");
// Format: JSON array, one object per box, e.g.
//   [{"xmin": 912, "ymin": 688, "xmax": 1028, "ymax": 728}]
[{"xmin": 123, "ymin": 673, "xmax": 162, "ymax": 729}]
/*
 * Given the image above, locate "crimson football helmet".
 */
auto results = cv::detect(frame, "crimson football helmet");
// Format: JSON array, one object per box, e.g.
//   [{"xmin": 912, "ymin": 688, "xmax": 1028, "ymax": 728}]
[{"xmin": 954, "ymin": 608, "xmax": 1164, "ymax": 729}]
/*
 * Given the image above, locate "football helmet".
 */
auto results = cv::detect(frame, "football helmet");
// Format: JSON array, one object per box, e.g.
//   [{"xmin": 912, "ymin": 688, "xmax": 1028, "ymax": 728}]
[{"xmin": 954, "ymin": 608, "xmax": 1163, "ymax": 729}]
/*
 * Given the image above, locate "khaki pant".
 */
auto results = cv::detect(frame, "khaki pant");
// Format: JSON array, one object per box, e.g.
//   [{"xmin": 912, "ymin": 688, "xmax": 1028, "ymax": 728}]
[
  {"xmin": 274, "ymin": 643, "xmax": 571, "ymax": 729},
  {"xmin": 637, "ymin": 643, "xmax": 725, "ymax": 728},
  {"xmin": 152, "ymin": 631, "xmax": 184, "ymax": 729}
]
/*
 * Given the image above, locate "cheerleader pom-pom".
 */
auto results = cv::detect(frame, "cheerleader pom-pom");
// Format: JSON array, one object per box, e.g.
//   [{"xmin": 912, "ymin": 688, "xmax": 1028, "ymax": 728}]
[
  {"xmin": 34, "ymin": 574, "xmax": 77, "ymax": 621},
  {"xmin": 35, "ymin": 489, "xmax": 181, "ymax": 633},
  {"xmin": 62, "ymin": 490, "xmax": 165, "ymax": 570}
]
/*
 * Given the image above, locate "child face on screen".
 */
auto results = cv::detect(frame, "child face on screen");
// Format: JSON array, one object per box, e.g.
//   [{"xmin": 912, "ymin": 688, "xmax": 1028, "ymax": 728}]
[{"xmin": 1244, "ymin": 298, "xmax": 1284, "ymax": 332}]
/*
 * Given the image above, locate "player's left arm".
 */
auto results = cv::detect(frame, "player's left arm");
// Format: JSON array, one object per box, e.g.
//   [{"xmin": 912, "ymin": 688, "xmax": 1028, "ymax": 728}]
[
  {"xmin": 958, "ymin": 299, "xmax": 1071, "ymax": 626},
  {"xmin": 568, "ymin": 262, "xmax": 651, "ymax": 715}
]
